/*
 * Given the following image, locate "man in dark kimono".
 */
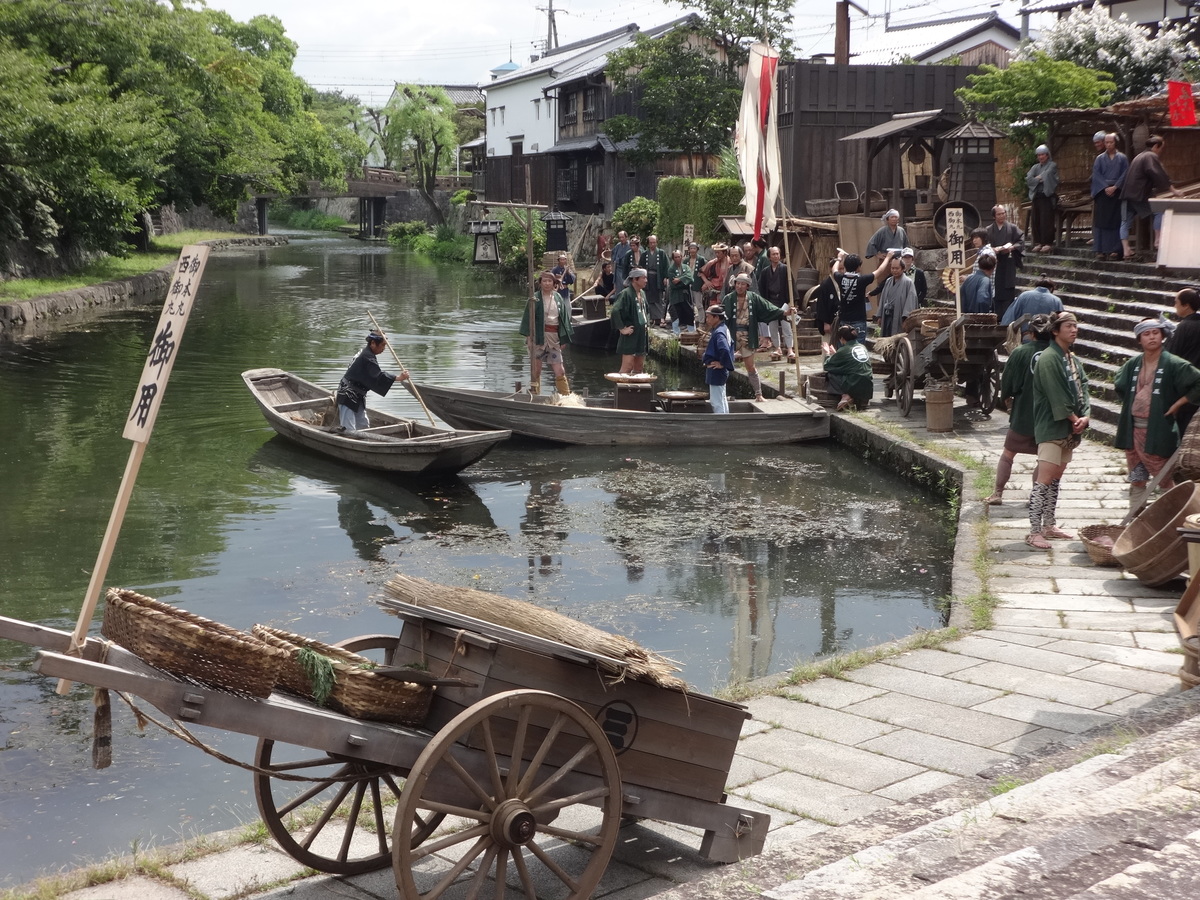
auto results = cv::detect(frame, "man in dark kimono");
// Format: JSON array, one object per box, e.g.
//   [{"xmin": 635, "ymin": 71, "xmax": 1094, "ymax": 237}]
[
  {"xmin": 643, "ymin": 234, "xmax": 670, "ymax": 326},
  {"xmin": 336, "ymin": 332, "xmax": 407, "ymax": 432},
  {"xmin": 985, "ymin": 205, "xmax": 1023, "ymax": 321}
]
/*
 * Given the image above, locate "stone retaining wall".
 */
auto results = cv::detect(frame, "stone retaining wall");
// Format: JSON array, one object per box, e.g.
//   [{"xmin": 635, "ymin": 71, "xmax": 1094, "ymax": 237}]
[{"xmin": 0, "ymin": 236, "xmax": 288, "ymax": 334}]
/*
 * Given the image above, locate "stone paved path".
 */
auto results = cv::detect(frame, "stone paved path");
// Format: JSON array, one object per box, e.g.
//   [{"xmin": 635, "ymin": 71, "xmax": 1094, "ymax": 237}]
[{"xmin": 47, "ymin": 389, "xmax": 1190, "ymax": 900}]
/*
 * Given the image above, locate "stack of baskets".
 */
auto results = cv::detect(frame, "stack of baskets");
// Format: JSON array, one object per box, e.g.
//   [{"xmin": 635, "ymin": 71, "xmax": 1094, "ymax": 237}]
[
  {"xmin": 101, "ymin": 589, "xmax": 287, "ymax": 698},
  {"xmin": 253, "ymin": 625, "xmax": 432, "ymax": 725},
  {"xmin": 1113, "ymin": 482, "xmax": 1200, "ymax": 586}
]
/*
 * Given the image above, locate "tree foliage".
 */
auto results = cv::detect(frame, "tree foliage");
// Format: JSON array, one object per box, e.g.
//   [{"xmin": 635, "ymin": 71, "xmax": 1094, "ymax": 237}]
[
  {"xmin": 956, "ymin": 53, "xmax": 1117, "ymax": 126},
  {"xmin": 0, "ymin": 0, "xmax": 353, "ymax": 270},
  {"xmin": 666, "ymin": 0, "xmax": 794, "ymax": 72},
  {"xmin": 384, "ymin": 85, "xmax": 458, "ymax": 224},
  {"xmin": 611, "ymin": 197, "xmax": 660, "ymax": 242},
  {"xmin": 656, "ymin": 177, "xmax": 743, "ymax": 248},
  {"xmin": 1014, "ymin": 6, "xmax": 1198, "ymax": 103},
  {"xmin": 606, "ymin": 30, "xmax": 741, "ymax": 172}
]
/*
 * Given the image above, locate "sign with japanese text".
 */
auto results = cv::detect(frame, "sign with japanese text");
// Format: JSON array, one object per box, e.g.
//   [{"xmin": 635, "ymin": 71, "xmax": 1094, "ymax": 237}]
[
  {"xmin": 945, "ymin": 208, "xmax": 965, "ymax": 269},
  {"xmin": 683, "ymin": 224, "xmax": 694, "ymax": 245},
  {"xmin": 122, "ymin": 245, "xmax": 209, "ymax": 443}
]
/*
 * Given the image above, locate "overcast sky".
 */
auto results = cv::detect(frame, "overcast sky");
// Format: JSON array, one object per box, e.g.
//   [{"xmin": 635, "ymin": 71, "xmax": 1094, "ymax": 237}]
[{"xmin": 202, "ymin": 0, "xmax": 1045, "ymax": 106}]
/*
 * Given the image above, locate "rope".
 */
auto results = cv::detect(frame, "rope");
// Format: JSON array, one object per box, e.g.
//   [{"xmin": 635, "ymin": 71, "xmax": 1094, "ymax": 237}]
[
  {"xmin": 92, "ymin": 642, "xmax": 112, "ymax": 769},
  {"xmin": 949, "ymin": 321, "xmax": 968, "ymax": 361}
]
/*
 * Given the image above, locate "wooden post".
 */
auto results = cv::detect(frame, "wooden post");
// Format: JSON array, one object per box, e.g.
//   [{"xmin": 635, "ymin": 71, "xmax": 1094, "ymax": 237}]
[
  {"xmin": 58, "ymin": 245, "xmax": 210, "ymax": 693},
  {"xmin": 781, "ymin": 206, "xmax": 800, "ymax": 387}
]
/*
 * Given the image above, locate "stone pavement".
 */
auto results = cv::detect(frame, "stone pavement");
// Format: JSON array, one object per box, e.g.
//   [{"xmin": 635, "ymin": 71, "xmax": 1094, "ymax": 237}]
[{"xmin": 37, "ymin": 384, "xmax": 1195, "ymax": 900}]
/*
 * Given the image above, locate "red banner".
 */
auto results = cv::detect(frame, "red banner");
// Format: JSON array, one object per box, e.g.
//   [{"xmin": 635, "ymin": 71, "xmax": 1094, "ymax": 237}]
[{"xmin": 1168, "ymin": 80, "xmax": 1196, "ymax": 127}]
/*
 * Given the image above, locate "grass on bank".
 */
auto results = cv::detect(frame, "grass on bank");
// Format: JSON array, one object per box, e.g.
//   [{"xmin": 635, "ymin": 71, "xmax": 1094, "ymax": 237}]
[{"xmin": 0, "ymin": 231, "xmax": 243, "ymax": 302}]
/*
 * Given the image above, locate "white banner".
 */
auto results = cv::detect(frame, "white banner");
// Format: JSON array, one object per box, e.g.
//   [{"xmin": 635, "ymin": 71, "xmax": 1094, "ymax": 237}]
[{"xmin": 735, "ymin": 42, "xmax": 783, "ymax": 239}]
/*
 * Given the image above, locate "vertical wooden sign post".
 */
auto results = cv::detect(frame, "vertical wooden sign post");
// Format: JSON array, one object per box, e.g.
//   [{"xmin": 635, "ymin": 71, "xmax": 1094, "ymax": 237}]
[
  {"xmin": 945, "ymin": 208, "xmax": 965, "ymax": 316},
  {"xmin": 683, "ymin": 224, "xmax": 694, "ymax": 248},
  {"xmin": 57, "ymin": 245, "xmax": 210, "ymax": 693}
]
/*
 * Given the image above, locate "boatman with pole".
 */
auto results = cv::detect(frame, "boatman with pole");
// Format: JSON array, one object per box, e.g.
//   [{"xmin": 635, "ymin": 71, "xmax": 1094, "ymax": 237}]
[{"xmin": 336, "ymin": 332, "xmax": 408, "ymax": 432}]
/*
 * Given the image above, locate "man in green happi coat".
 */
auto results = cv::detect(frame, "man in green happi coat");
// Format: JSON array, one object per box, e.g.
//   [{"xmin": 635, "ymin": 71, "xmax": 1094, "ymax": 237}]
[
  {"xmin": 666, "ymin": 249, "xmax": 695, "ymax": 334},
  {"xmin": 611, "ymin": 268, "xmax": 649, "ymax": 373},
  {"xmin": 1114, "ymin": 317, "xmax": 1200, "ymax": 509},
  {"xmin": 985, "ymin": 314, "xmax": 1052, "ymax": 506},
  {"xmin": 1026, "ymin": 312, "xmax": 1090, "ymax": 549},
  {"xmin": 722, "ymin": 272, "xmax": 789, "ymax": 401}
]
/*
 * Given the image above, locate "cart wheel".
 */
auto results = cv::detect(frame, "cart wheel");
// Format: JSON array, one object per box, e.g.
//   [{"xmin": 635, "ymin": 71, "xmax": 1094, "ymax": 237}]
[
  {"xmin": 896, "ymin": 337, "xmax": 915, "ymax": 417},
  {"xmin": 253, "ymin": 635, "xmax": 443, "ymax": 875},
  {"xmin": 393, "ymin": 689, "xmax": 622, "ymax": 900},
  {"xmin": 979, "ymin": 352, "xmax": 1001, "ymax": 414}
]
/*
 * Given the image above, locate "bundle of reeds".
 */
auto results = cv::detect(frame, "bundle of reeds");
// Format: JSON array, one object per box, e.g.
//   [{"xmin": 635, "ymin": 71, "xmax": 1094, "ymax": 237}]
[{"xmin": 383, "ymin": 574, "xmax": 687, "ymax": 691}]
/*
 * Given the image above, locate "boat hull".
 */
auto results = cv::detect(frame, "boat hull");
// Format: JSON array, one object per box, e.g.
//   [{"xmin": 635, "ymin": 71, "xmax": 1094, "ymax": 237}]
[
  {"xmin": 242, "ymin": 369, "xmax": 510, "ymax": 475},
  {"xmin": 413, "ymin": 383, "xmax": 829, "ymax": 446}
]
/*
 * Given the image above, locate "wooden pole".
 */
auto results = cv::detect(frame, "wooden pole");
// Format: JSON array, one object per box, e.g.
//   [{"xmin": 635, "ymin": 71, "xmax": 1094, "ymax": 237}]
[
  {"xmin": 367, "ymin": 310, "xmax": 437, "ymax": 427},
  {"xmin": 781, "ymin": 204, "xmax": 800, "ymax": 389},
  {"xmin": 57, "ymin": 441, "xmax": 147, "ymax": 693}
]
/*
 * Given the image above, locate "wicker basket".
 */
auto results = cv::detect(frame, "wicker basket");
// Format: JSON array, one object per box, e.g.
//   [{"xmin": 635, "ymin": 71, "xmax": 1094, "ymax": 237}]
[
  {"xmin": 102, "ymin": 589, "xmax": 286, "ymax": 697},
  {"xmin": 795, "ymin": 334, "xmax": 823, "ymax": 353},
  {"xmin": 1079, "ymin": 524, "xmax": 1125, "ymax": 567},
  {"xmin": 1114, "ymin": 481, "xmax": 1200, "ymax": 585},
  {"xmin": 252, "ymin": 625, "xmax": 432, "ymax": 725},
  {"xmin": 805, "ymin": 198, "xmax": 839, "ymax": 217},
  {"xmin": 1177, "ymin": 416, "xmax": 1200, "ymax": 482}
]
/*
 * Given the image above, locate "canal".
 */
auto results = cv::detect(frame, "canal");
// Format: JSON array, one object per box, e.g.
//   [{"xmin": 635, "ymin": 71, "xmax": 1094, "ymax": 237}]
[{"xmin": 0, "ymin": 231, "xmax": 954, "ymax": 886}]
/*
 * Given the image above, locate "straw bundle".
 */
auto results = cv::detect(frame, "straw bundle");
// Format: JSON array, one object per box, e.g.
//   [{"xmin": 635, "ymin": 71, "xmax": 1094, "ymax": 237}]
[{"xmin": 383, "ymin": 574, "xmax": 687, "ymax": 691}]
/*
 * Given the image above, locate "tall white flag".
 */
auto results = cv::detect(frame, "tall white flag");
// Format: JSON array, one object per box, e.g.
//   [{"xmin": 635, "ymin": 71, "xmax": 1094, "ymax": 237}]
[{"xmin": 735, "ymin": 42, "xmax": 783, "ymax": 239}]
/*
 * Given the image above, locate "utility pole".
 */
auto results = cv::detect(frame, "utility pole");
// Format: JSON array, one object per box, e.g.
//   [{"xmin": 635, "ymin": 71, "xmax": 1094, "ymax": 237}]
[
  {"xmin": 537, "ymin": 0, "xmax": 560, "ymax": 52},
  {"xmin": 834, "ymin": 0, "xmax": 869, "ymax": 65}
]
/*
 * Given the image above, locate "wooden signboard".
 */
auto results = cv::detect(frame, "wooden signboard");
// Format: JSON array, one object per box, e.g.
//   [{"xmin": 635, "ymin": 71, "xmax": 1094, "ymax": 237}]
[
  {"xmin": 945, "ymin": 208, "xmax": 965, "ymax": 314},
  {"xmin": 683, "ymin": 224, "xmax": 694, "ymax": 246},
  {"xmin": 59, "ymin": 246, "xmax": 210, "ymax": 691}
]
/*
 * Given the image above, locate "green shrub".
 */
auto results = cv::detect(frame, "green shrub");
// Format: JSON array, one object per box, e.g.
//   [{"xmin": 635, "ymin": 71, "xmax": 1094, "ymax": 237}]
[
  {"xmin": 271, "ymin": 204, "xmax": 348, "ymax": 231},
  {"xmin": 497, "ymin": 211, "xmax": 545, "ymax": 282},
  {"xmin": 434, "ymin": 222, "xmax": 458, "ymax": 243},
  {"xmin": 386, "ymin": 220, "xmax": 432, "ymax": 247},
  {"xmin": 657, "ymin": 177, "xmax": 744, "ymax": 249},
  {"xmin": 450, "ymin": 189, "xmax": 477, "ymax": 206},
  {"xmin": 611, "ymin": 196, "xmax": 659, "ymax": 242}
]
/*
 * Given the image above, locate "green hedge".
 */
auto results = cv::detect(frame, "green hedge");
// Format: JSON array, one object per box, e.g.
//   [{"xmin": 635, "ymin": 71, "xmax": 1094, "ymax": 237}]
[{"xmin": 656, "ymin": 178, "xmax": 744, "ymax": 249}]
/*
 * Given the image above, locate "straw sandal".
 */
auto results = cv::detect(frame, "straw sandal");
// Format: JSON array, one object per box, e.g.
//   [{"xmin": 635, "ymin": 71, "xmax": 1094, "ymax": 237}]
[
  {"xmin": 836, "ymin": 395, "xmax": 852, "ymax": 411},
  {"xmin": 787, "ymin": 351, "xmax": 797, "ymax": 363},
  {"xmin": 983, "ymin": 492, "xmax": 1003, "ymax": 505},
  {"xmin": 1042, "ymin": 525, "xmax": 1074, "ymax": 540},
  {"xmin": 1025, "ymin": 531, "xmax": 1052, "ymax": 549}
]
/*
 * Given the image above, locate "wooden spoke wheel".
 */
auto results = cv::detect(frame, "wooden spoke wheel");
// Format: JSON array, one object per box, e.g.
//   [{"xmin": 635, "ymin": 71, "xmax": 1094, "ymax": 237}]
[
  {"xmin": 253, "ymin": 634, "xmax": 442, "ymax": 874},
  {"xmin": 393, "ymin": 689, "xmax": 622, "ymax": 900},
  {"xmin": 979, "ymin": 352, "xmax": 1002, "ymax": 414},
  {"xmin": 896, "ymin": 336, "xmax": 916, "ymax": 417}
]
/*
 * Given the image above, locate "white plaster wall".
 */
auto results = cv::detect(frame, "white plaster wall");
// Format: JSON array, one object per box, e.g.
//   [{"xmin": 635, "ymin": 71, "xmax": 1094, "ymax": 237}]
[{"xmin": 485, "ymin": 79, "xmax": 557, "ymax": 159}]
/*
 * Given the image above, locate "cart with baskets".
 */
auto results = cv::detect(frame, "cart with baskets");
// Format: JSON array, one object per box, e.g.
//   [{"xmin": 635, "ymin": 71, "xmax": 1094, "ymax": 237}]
[
  {"xmin": 880, "ymin": 308, "xmax": 1008, "ymax": 418},
  {"xmin": 0, "ymin": 595, "xmax": 768, "ymax": 899}
]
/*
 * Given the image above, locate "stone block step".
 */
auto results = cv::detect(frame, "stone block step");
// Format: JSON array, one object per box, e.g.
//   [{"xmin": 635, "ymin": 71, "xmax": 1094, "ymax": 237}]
[{"xmin": 760, "ymin": 715, "xmax": 1200, "ymax": 900}]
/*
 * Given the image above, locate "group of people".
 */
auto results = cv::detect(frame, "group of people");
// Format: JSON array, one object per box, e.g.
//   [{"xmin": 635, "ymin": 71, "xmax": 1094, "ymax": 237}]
[
  {"xmin": 988, "ymin": 293, "xmax": 1200, "ymax": 550},
  {"xmin": 1089, "ymin": 131, "xmax": 1182, "ymax": 262}
]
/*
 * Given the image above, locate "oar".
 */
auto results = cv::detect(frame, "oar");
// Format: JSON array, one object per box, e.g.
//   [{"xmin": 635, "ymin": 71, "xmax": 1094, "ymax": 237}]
[{"xmin": 367, "ymin": 311, "xmax": 437, "ymax": 427}]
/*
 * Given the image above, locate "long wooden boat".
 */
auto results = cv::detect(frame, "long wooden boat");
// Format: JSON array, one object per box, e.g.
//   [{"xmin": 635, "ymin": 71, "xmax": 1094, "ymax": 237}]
[
  {"xmin": 410, "ymin": 382, "xmax": 830, "ymax": 446},
  {"xmin": 243, "ymin": 368, "xmax": 510, "ymax": 475}
]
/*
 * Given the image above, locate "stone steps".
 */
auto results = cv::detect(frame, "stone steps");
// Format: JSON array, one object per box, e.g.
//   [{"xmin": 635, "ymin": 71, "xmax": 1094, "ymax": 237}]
[{"xmin": 754, "ymin": 706, "xmax": 1200, "ymax": 900}]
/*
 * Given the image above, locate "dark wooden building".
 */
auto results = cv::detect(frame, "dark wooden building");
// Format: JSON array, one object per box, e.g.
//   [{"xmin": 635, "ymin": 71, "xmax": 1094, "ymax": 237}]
[{"xmin": 777, "ymin": 62, "xmax": 979, "ymax": 215}]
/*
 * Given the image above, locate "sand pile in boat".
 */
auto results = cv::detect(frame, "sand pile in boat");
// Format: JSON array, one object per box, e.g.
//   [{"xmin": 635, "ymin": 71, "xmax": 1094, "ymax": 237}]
[{"xmin": 382, "ymin": 574, "xmax": 686, "ymax": 690}]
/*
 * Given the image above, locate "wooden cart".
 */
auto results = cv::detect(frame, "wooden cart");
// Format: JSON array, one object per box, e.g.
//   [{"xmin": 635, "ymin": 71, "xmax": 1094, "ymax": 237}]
[
  {"xmin": 881, "ymin": 312, "xmax": 1007, "ymax": 417},
  {"xmin": 0, "ymin": 602, "xmax": 768, "ymax": 899}
]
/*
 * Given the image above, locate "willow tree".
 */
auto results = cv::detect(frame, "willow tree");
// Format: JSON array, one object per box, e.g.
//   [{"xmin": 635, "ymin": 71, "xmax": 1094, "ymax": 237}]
[{"xmin": 385, "ymin": 85, "xmax": 457, "ymax": 224}]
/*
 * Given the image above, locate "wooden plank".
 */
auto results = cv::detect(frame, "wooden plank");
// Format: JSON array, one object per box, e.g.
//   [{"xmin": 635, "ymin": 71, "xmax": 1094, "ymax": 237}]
[{"xmin": 274, "ymin": 397, "xmax": 333, "ymax": 413}]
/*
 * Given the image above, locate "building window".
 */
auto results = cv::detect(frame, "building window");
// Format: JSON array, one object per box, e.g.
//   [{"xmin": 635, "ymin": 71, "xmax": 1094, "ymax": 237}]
[
  {"xmin": 499, "ymin": 106, "xmax": 505, "ymax": 126},
  {"xmin": 489, "ymin": 108, "xmax": 496, "ymax": 126},
  {"xmin": 556, "ymin": 167, "xmax": 575, "ymax": 201},
  {"xmin": 583, "ymin": 88, "xmax": 596, "ymax": 121},
  {"xmin": 533, "ymin": 98, "xmax": 540, "ymax": 120},
  {"xmin": 586, "ymin": 165, "xmax": 594, "ymax": 192},
  {"xmin": 562, "ymin": 93, "xmax": 577, "ymax": 126}
]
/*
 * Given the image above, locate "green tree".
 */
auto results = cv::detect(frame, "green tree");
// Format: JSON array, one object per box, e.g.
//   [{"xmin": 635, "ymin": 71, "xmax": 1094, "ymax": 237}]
[
  {"xmin": 611, "ymin": 197, "xmax": 660, "ymax": 242},
  {"xmin": 1014, "ymin": 6, "xmax": 1198, "ymax": 102},
  {"xmin": 666, "ymin": 0, "xmax": 794, "ymax": 73},
  {"xmin": 956, "ymin": 53, "xmax": 1116, "ymax": 127},
  {"xmin": 606, "ymin": 30, "xmax": 741, "ymax": 173},
  {"xmin": 384, "ymin": 85, "xmax": 458, "ymax": 224},
  {"xmin": 310, "ymin": 90, "xmax": 371, "ymax": 176}
]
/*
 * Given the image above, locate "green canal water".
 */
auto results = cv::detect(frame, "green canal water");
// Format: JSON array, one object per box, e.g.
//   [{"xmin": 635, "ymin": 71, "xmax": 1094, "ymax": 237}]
[{"xmin": 0, "ymin": 231, "xmax": 954, "ymax": 886}]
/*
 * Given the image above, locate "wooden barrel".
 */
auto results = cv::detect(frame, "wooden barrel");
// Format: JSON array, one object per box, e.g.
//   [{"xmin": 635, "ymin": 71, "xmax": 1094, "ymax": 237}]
[
  {"xmin": 933, "ymin": 201, "xmax": 981, "ymax": 247},
  {"xmin": 792, "ymin": 267, "xmax": 819, "ymax": 292},
  {"xmin": 1114, "ymin": 481, "xmax": 1200, "ymax": 586}
]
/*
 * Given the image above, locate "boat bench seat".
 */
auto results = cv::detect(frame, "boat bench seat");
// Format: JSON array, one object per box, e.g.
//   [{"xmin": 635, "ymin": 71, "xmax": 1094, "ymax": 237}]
[{"xmin": 275, "ymin": 397, "xmax": 334, "ymax": 413}]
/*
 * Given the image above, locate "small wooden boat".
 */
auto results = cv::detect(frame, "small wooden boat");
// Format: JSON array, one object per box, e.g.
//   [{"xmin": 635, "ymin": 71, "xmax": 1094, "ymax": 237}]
[
  {"xmin": 570, "ymin": 293, "xmax": 614, "ymax": 350},
  {"xmin": 411, "ymin": 382, "xmax": 830, "ymax": 446},
  {"xmin": 243, "ymin": 368, "xmax": 510, "ymax": 475}
]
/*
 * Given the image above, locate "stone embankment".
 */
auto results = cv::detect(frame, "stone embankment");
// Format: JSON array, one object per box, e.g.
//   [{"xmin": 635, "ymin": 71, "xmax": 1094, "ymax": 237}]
[{"xmin": 0, "ymin": 236, "xmax": 287, "ymax": 334}]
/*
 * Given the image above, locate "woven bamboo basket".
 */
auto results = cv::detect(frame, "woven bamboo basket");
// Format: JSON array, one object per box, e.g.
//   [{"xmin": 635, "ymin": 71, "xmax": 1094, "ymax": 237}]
[
  {"xmin": 102, "ymin": 589, "xmax": 286, "ymax": 697},
  {"xmin": 1177, "ymin": 416, "xmax": 1200, "ymax": 482},
  {"xmin": 1113, "ymin": 481, "xmax": 1200, "ymax": 585},
  {"xmin": 252, "ymin": 625, "xmax": 432, "ymax": 725},
  {"xmin": 1079, "ymin": 524, "xmax": 1125, "ymax": 567}
]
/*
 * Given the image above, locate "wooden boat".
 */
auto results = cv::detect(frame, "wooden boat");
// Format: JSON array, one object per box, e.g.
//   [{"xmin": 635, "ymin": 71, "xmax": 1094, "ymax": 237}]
[
  {"xmin": 570, "ymin": 293, "xmax": 614, "ymax": 350},
  {"xmin": 410, "ymin": 382, "xmax": 830, "ymax": 446},
  {"xmin": 242, "ymin": 368, "xmax": 510, "ymax": 475}
]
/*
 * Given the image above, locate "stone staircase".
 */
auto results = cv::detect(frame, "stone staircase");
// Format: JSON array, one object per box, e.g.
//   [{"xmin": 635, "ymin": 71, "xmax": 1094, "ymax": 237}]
[
  {"xmin": 1010, "ymin": 248, "xmax": 1197, "ymax": 442},
  {"xmin": 660, "ymin": 693, "xmax": 1200, "ymax": 900}
]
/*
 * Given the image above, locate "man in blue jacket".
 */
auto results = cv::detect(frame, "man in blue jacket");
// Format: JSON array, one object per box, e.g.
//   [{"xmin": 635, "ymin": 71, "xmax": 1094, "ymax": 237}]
[{"xmin": 702, "ymin": 305, "xmax": 735, "ymax": 414}]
